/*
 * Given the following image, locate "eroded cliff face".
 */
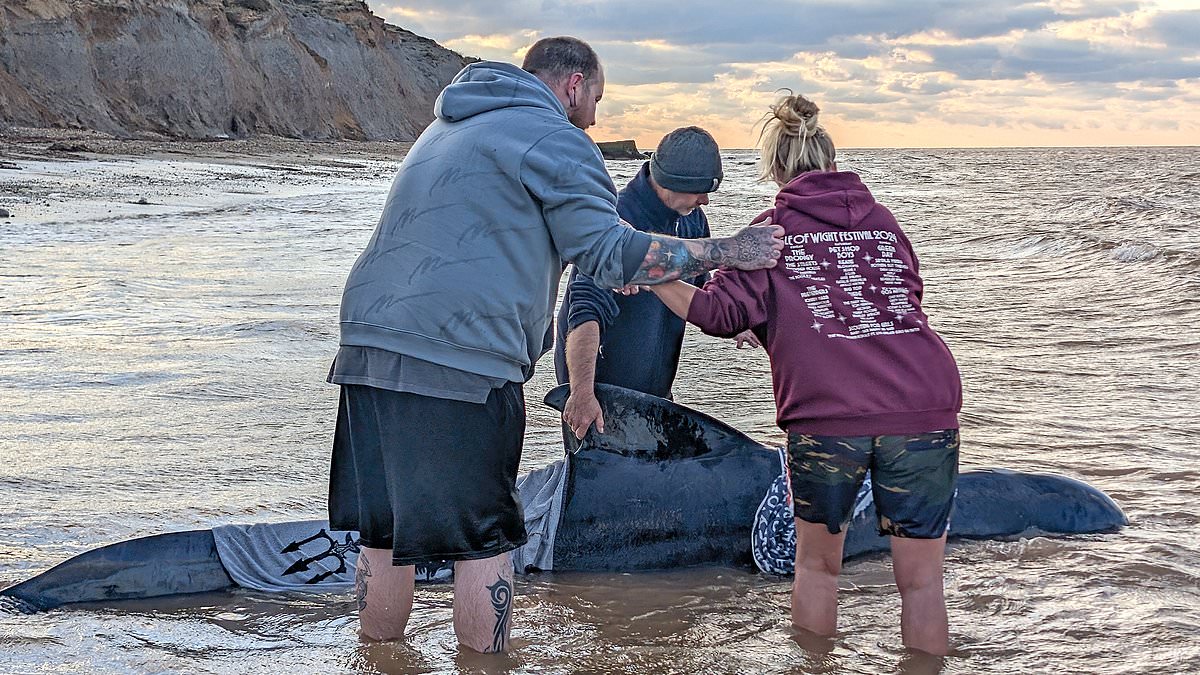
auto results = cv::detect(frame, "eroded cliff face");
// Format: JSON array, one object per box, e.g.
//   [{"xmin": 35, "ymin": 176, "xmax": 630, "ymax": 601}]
[{"xmin": 0, "ymin": 0, "xmax": 472, "ymax": 140}]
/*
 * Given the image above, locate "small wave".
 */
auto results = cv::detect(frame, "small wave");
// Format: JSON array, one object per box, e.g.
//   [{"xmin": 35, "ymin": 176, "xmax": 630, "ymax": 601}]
[
  {"xmin": 1105, "ymin": 195, "xmax": 1159, "ymax": 213},
  {"xmin": 1052, "ymin": 200, "xmax": 1103, "ymax": 220},
  {"xmin": 972, "ymin": 536, "xmax": 1073, "ymax": 562},
  {"xmin": 0, "ymin": 595, "xmax": 41, "ymax": 615},
  {"xmin": 1147, "ymin": 470, "xmax": 1200, "ymax": 483},
  {"xmin": 1098, "ymin": 194, "xmax": 1200, "ymax": 228},
  {"xmin": 6, "ymin": 413, "xmax": 85, "ymax": 424},
  {"xmin": 1100, "ymin": 239, "xmax": 1200, "ymax": 270},
  {"xmin": 1111, "ymin": 242, "xmax": 1161, "ymax": 262},
  {"xmin": 973, "ymin": 230, "xmax": 1197, "ymax": 271},
  {"xmin": 1007, "ymin": 234, "xmax": 1090, "ymax": 258},
  {"xmin": 154, "ymin": 387, "xmax": 253, "ymax": 402}
]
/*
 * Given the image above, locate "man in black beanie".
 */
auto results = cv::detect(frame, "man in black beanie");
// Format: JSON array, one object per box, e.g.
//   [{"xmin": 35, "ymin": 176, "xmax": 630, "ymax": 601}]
[{"xmin": 554, "ymin": 126, "xmax": 760, "ymax": 442}]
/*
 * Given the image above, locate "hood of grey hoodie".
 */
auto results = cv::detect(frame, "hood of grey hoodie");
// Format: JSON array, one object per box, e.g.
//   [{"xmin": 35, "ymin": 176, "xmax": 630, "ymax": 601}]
[
  {"xmin": 337, "ymin": 60, "xmax": 650, "ymax": 383},
  {"xmin": 434, "ymin": 61, "xmax": 567, "ymax": 124}
]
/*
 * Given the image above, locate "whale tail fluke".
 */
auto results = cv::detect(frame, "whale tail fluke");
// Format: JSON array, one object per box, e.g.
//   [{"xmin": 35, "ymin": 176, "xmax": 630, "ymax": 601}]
[{"xmin": 0, "ymin": 530, "xmax": 234, "ymax": 611}]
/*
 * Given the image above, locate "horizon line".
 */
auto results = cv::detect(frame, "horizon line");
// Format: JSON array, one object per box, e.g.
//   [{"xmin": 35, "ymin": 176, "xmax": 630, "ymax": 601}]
[{"xmin": 622, "ymin": 143, "xmax": 1200, "ymax": 152}]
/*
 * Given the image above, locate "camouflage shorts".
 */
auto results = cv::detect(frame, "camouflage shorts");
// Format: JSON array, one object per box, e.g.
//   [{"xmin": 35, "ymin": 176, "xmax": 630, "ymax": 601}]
[{"xmin": 787, "ymin": 429, "xmax": 960, "ymax": 538}]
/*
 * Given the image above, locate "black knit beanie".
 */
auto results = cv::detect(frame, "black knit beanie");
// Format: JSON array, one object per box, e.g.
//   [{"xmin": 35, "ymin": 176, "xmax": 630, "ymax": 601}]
[{"xmin": 650, "ymin": 126, "xmax": 723, "ymax": 193}]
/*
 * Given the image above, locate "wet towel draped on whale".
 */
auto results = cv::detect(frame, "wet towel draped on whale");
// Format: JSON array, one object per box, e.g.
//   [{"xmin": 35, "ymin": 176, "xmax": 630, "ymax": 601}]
[{"xmin": 212, "ymin": 460, "xmax": 568, "ymax": 592}]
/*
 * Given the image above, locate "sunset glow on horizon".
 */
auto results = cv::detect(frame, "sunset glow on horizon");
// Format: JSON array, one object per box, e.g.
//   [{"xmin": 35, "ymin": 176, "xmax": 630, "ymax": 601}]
[{"xmin": 372, "ymin": 0, "xmax": 1200, "ymax": 149}]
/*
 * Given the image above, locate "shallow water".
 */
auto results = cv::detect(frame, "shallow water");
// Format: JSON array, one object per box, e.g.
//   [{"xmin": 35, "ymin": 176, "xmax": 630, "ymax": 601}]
[{"xmin": 2, "ymin": 147, "xmax": 1198, "ymax": 673}]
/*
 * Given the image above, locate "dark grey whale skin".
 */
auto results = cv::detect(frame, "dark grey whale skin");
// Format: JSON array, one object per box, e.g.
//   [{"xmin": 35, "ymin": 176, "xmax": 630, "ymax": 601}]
[
  {"xmin": 2, "ymin": 530, "xmax": 235, "ymax": 611},
  {"xmin": 545, "ymin": 384, "xmax": 1127, "ymax": 571},
  {"xmin": 547, "ymin": 383, "xmax": 782, "ymax": 571},
  {"xmin": 1, "ymin": 384, "xmax": 1126, "ymax": 610}
]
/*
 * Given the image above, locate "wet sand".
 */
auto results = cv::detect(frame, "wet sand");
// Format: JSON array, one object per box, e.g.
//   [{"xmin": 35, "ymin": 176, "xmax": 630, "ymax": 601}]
[
  {"xmin": 0, "ymin": 127, "xmax": 412, "ymax": 225},
  {"xmin": 0, "ymin": 127, "xmax": 415, "ymax": 164}
]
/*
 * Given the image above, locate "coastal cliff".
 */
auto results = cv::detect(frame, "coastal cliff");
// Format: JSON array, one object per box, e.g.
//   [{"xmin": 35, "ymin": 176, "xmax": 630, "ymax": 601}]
[
  {"xmin": 0, "ymin": 0, "xmax": 472, "ymax": 140},
  {"xmin": 596, "ymin": 139, "xmax": 648, "ymax": 160}
]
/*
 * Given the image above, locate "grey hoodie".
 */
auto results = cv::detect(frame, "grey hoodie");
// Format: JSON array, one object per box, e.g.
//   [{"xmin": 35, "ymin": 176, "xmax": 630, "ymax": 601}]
[{"xmin": 338, "ymin": 61, "xmax": 652, "ymax": 382}]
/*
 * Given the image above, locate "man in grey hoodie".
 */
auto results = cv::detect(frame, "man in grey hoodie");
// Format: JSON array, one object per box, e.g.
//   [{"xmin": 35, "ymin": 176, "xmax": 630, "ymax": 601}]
[{"xmin": 327, "ymin": 36, "xmax": 783, "ymax": 652}]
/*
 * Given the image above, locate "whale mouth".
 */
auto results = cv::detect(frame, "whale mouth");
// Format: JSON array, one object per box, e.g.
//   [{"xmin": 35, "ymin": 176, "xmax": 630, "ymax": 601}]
[{"xmin": 544, "ymin": 382, "xmax": 772, "ymax": 461}]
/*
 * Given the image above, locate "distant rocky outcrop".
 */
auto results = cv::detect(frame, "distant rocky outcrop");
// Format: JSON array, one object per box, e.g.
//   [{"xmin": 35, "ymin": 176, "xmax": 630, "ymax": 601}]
[
  {"xmin": 596, "ymin": 139, "xmax": 648, "ymax": 160},
  {"xmin": 0, "ymin": 0, "xmax": 473, "ymax": 140}
]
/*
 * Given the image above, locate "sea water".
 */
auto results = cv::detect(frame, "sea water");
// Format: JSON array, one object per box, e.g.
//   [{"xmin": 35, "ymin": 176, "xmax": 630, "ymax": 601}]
[{"xmin": 1, "ymin": 147, "xmax": 1198, "ymax": 673}]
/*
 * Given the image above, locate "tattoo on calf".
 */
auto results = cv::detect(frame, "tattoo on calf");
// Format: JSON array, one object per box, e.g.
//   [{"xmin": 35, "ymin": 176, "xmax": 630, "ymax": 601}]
[
  {"xmin": 355, "ymin": 553, "xmax": 372, "ymax": 612},
  {"xmin": 486, "ymin": 576, "xmax": 513, "ymax": 653}
]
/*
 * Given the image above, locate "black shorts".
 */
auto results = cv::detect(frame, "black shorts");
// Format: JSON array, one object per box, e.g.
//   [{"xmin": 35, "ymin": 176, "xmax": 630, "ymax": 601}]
[{"xmin": 328, "ymin": 382, "xmax": 528, "ymax": 565}]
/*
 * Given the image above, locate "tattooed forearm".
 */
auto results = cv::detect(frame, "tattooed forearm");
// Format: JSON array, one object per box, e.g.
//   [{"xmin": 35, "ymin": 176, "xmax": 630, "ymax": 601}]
[
  {"xmin": 355, "ymin": 553, "xmax": 372, "ymax": 612},
  {"xmin": 486, "ymin": 576, "xmax": 513, "ymax": 653},
  {"xmin": 626, "ymin": 237, "xmax": 710, "ymax": 285},
  {"xmin": 628, "ymin": 225, "xmax": 780, "ymax": 285}
]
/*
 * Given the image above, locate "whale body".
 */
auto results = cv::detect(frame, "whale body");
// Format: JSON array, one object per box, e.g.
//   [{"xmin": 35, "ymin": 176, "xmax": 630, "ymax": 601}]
[
  {"xmin": 2, "ymin": 384, "xmax": 1127, "ymax": 611},
  {"xmin": 545, "ymin": 384, "xmax": 1128, "ymax": 571}
]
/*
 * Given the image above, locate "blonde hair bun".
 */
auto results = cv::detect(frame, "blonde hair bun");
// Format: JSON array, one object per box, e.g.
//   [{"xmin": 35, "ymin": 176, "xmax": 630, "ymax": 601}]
[
  {"xmin": 771, "ymin": 94, "xmax": 821, "ymax": 138},
  {"xmin": 758, "ymin": 92, "xmax": 835, "ymax": 184}
]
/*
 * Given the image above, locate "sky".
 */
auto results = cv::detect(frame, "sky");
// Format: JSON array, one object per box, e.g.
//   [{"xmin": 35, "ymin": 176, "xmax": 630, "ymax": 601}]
[{"xmin": 370, "ymin": 1, "xmax": 1200, "ymax": 149}]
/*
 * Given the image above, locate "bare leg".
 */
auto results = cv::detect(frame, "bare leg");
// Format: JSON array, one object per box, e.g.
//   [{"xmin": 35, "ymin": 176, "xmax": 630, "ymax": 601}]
[
  {"xmin": 891, "ymin": 534, "xmax": 949, "ymax": 656},
  {"xmin": 452, "ymin": 552, "xmax": 514, "ymax": 653},
  {"xmin": 355, "ymin": 546, "xmax": 415, "ymax": 642},
  {"xmin": 791, "ymin": 519, "xmax": 847, "ymax": 636}
]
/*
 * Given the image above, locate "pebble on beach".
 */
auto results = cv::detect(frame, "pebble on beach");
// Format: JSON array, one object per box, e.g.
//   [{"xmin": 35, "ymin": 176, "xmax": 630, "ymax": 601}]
[
  {"xmin": 0, "ymin": 208, "xmax": 10, "ymax": 218},
  {"xmin": 48, "ymin": 141, "xmax": 91, "ymax": 153}
]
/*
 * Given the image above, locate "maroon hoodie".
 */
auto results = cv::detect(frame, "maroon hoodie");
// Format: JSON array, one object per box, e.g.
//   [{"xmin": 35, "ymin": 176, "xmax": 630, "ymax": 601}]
[{"xmin": 687, "ymin": 171, "xmax": 961, "ymax": 436}]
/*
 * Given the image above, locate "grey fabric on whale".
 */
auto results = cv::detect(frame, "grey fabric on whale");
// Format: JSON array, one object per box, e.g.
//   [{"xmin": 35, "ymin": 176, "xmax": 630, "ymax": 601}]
[
  {"xmin": 213, "ymin": 521, "xmax": 362, "ymax": 593},
  {"xmin": 213, "ymin": 462, "xmax": 568, "ymax": 593}
]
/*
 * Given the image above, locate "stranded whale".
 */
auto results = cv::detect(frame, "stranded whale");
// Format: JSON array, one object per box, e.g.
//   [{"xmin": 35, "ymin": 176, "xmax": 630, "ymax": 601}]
[
  {"xmin": 543, "ymin": 384, "xmax": 1128, "ymax": 572},
  {"xmin": 2, "ymin": 384, "xmax": 1126, "ymax": 611}
]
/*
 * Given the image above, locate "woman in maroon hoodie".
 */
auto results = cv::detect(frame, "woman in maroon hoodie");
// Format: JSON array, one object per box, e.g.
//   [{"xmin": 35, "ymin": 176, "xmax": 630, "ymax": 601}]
[{"xmin": 647, "ymin": 94, "xmax": 962, "ymax": 655}]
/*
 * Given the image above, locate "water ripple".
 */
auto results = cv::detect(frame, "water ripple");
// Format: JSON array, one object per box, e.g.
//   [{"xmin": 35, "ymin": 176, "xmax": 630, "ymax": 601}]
[{"xmin": 1, "ymin": 146, "xmax": 1198, "ymax": 673}]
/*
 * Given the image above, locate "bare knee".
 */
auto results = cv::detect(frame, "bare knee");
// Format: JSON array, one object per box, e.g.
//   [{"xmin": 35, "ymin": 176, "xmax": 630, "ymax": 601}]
[
  {"xmin": 891, "ymin": 536, "xmax": 946, "ymax": 597},
  {"xmin": 793, "ymin": 519, "xmax": 847, "ymax": 582},
  {"xmin": 797, "ymin": 550, "xmax": 843, "ymax": 579},
  {"xmin": 895, "ymin": 569, "xmax": 942, "ymax": 598},
  {"xmin": 453, "ymin": 554, "xmax": 514, "ymax": 653},
  {"xmin": 356, "ymin": 547, "xmax": 415, "ymax": 642}
]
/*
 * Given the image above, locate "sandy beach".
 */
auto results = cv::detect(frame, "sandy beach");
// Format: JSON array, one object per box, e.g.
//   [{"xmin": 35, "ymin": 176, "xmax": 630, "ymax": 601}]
[{"xmin": 0, "ymin": 128, "xmax": 414, "ymax": 225}]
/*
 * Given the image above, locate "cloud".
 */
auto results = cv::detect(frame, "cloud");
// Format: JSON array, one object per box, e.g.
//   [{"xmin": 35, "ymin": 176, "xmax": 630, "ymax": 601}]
[
  {"xmin": 369, "ymin": 0, "xmax": 1200, "ymax": 147},
  {"xmin": 1148, "ymin": 9, "xmax": 1200, "ymax": 46},
  {"xmin": 376, "ymin": 0, "xmax": 1137, "ymax": 49},
  {"xmin": 886, "ymin": 78, "xmax": 957, "ymax": 96}
]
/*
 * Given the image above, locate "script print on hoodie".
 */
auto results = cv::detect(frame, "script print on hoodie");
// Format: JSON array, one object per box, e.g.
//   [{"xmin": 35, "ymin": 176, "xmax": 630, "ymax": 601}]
[
  {"xmin": 783, "ymin": 228, "xmax": 924, "ymax": 341},
  {"xmin": 686, "ymin": 170, "xmax": 961, "ymax": 437}
]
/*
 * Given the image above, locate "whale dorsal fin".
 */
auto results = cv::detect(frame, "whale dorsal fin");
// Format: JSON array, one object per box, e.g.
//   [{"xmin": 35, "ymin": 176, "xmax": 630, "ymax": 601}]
[{"xmin": 544, "ymin": 383, "xmax": 770, "ymax": 460}]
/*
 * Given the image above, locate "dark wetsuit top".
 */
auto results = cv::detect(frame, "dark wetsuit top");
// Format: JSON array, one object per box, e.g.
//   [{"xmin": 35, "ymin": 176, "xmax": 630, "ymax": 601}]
[{"xmin": 553, "ymin": 162, "xmax": 709, "ymax": 399}]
